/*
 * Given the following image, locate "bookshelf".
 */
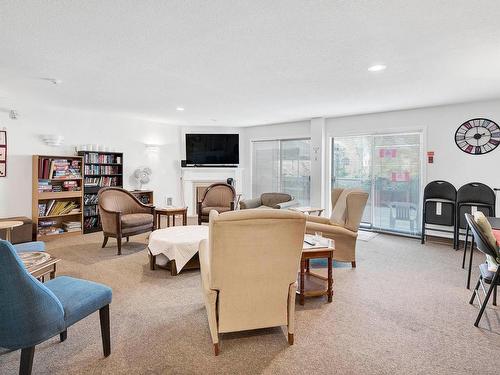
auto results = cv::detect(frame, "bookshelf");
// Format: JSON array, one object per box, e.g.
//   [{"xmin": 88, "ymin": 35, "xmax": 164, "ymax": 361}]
[
  {"xmin": 32, "ymin": 155, "xmax": 84, "ymax": 240},
  {"xmin": 78, "ymin": 151, "xmax": 123, "ymax": 233}
]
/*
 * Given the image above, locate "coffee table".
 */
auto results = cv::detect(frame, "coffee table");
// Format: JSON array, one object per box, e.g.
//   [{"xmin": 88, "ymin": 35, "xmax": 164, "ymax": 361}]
[
  {"xmin": 148, "ymin": 225, "xmax": 208, "ymax": 275},
  {"xmin": 0, "ymin": 220, "xmax": 23, "ymax": 242},
  {"xmin": 156, "ymin": 207, "xmax": 188, "ymax": 228},
  {"xmin": 298, "ymin": 235, "xmax": 335, "ymax": 305},
  {"xmin": 19, "ymin": 252, "xmax": 61, "ymax": 282}
]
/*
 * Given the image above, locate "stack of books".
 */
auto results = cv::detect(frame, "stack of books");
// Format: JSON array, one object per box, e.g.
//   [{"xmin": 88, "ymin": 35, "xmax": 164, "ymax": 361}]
[
  {"xmin": 38, "ymin": 158, "xmax": 82, "ymax": 179},
  {"xmin": 38, "ymin": 220, "xmax": 63, "ymax": 236},
  {"xmin": 63, "ymin": 180, "xmax": 79, "ymax": 191},
  {"xmin": 38, "ymin": 179, "xmax": 53, "ymax": 192},
  {"xmin": 84, "ymin": 217, "xmax": 99, "ymax": 229},
  {"xmin": 62, "ymin": 221, "xmax": 82, "ymax": 232}
]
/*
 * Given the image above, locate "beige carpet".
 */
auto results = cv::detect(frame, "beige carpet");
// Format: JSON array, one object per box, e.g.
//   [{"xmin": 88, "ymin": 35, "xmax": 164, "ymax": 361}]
[{"xmin": 1, "ymin": 232, "xmax": 499, "ymax": 374}]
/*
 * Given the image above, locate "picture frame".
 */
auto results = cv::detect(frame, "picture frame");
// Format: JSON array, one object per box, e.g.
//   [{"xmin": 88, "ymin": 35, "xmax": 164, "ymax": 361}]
[
  {"xmin": 0, "ymin": 130, "xmax": 5, "ymax": 146},
  {"xmin": 0, "ymin": 163, "xmax": 5, "ymax": 177},
  {"xmin": 0, "ymin": 147, "xmax": 6, "ymax": 161}
]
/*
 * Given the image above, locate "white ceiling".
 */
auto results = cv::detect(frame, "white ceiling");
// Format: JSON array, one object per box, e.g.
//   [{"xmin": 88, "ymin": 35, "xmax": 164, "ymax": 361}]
[{"xmin": 1, "ymin": 0, "xmax": 500, "ymax": 126}]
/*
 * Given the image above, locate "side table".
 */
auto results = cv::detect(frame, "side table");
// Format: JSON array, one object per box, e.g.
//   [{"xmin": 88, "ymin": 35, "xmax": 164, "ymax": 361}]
[{"xmin": 156, "ymin": 207, "xmax": 188, "ymax": 229}]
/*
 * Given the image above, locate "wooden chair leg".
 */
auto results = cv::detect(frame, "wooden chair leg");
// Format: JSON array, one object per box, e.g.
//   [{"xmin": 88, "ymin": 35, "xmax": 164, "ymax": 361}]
[
  {"xmin": 288, "ymin": 333, "xmax": 294, "ymax": 345},
  {"xmin": 149, "ymin": 253, "xmax": 156, "ymax": 270},
  {"xmin": 117, "ymin": 237, "xmax": 122, "ymax": 255},
  {"xmin": 213, "ymin": 343, "xmax": 220, "ymax": 356},
  {"xmin": 60, "ymin": 330, "xmax": 67, "ymax": 342},
  {"xmin": 99, "ymin": 305, "xmax": 111, "ymax": 357},
  {"xmin": 102, "ymin": 236, "xmax": 108, "ymax": 248},
  {"xmin": 126, "ymin": 237, "xmax": 129, "ymax": 242},
  {"xmin": 351, "ymin": 261, "xmax": 356, "ymax": 268},
  {"xmin": 20, "ymin": 346, "xmax": 35, "ymax": 375}
]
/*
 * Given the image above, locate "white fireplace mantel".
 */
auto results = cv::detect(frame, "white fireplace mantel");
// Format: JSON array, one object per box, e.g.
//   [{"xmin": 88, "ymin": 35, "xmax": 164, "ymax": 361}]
[{"xmin": 180, "ymin": 167, "xmax": 244, "ymax": 216}]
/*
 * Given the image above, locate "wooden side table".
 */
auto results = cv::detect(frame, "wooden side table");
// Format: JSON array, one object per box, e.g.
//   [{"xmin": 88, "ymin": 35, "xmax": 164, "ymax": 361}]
[
  {"xmin": 298, "ymin": 237, "xmax": 335, "ymax": 305},
  {"xmin": 291, "ymin": 206, "xmax": 325, "ymax": 216},
  {"xmin": 19, "ymin": 252, "xmax": 61, "ymax": 282},
  {"xmin": 156, "ymin": 207, "xmax": 188, "ymax": 229},
  {"xmin": 0, "ymin": 220, "xmax": 23, "ymax": 242}
]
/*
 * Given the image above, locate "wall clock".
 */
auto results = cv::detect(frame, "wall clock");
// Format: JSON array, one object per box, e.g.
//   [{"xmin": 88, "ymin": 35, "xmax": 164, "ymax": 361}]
[{"xmin": 454, "ymin": 118, "xmax": 500, "ymax": 155}]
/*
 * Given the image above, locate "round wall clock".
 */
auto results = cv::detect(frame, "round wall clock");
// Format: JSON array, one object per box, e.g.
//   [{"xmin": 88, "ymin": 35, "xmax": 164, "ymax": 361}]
[{"xmin": 454, "ymin": 118, "xmax": 500, "ymax": 155}]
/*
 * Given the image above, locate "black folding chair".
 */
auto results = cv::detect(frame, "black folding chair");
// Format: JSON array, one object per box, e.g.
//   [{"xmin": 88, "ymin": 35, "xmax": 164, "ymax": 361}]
[
  {"xmin": 465, "ymin": 213, "xmax": 499, "ymax": 327},
  {"xmin": 421, "ymin": 181, "xmax": 456, "ymax": 245}
]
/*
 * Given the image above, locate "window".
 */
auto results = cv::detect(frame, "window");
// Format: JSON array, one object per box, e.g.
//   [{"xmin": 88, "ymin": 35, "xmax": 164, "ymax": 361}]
[
  {"xmin": 332, "ymin": 132, "xmax": 423, "ymax": 236},
  {"xmin": 252, "ymin": 138, "xmax": 311, "ymax": 205}
]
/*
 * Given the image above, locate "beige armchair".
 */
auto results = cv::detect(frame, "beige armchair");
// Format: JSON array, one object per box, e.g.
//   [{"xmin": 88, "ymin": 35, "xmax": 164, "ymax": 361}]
[
  {"xmin": 239, "ymin": 192, "xmax": 298, "ymax": 210},
  {"xmin": 98, "ymin": 188, "xmax": 156, "ymax": 255},
  {"xmin": 306, "ymin": 188, "xmax": 368, "ymax": 267},
  {"xmin": 199, "ymin": 209, "xmax": 306, "ymax": 355},
  {"xmin": 197, "ymin": 183, "xmax": 236, "ymax": 225}
]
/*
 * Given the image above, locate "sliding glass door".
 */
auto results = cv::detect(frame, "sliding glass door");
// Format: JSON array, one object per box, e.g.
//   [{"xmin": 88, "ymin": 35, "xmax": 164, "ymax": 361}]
[
  {"xmin": 252, "ymin": 138, "xmax": 311, "ymax": 205},
  {"xmin": 332, "ymin": 132, "xmax": 422, "ymax": 235}
]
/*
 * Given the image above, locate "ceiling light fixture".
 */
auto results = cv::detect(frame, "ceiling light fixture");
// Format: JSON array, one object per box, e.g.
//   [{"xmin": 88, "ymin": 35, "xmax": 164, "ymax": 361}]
[
  {"xmin": 368, "ymin": 64, "xmax": 387, "ymax": 72},
  {"xmin": 176, "ymin": 107, "xmax": 185, "ymax": 111}
]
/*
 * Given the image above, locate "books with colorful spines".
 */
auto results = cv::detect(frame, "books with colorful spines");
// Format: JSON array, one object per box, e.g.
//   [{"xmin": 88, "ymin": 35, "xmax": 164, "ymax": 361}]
[
  {"xmin": 44, "ymin": 200, "xmax": 56, "ymax": 215},
  {"xmin": 38, "ymin": 203, "xmax": 47, "ymax": 217},
  {"xmin": 38, "ymin": 220, "xmax": 57, "ymax": 227}
]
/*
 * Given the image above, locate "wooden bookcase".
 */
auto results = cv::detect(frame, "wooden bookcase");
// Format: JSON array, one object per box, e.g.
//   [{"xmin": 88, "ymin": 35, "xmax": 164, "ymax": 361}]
[
  {"xmin": 32, "ymin": 155, "xmax": 84, "ymax": 240},
  {"xmin": 78, "ymin": 151, "xmax": 123, "ymax": 234}
]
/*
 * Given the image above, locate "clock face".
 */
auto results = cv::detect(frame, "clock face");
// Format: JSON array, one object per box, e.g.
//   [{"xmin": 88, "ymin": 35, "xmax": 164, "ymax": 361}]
[{"xmin": 455, "ymin": 118, "xmax": 500, "ymax": 155}]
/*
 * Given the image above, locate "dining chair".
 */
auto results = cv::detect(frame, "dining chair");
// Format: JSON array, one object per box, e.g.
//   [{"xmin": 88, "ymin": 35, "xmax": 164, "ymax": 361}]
[
  {"xmin": 465, "ymin": 213, "xmax": 500, "ymax": 327},
  {"xmin": 0, "ymin": 240, "xmax": 112, "ymax": 375}
]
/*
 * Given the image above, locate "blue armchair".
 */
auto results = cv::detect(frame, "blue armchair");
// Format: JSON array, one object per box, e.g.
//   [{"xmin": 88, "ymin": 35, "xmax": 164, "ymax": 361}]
[{"xmin": 0, "ymin": 240, "xmax": 112, "ymax": 375}]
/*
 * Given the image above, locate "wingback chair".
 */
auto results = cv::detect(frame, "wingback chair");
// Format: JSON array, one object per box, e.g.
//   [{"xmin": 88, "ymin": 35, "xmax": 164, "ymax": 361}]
[
  {"xmin": 197, "ymin": 183, "xmax": 236, "ymax": 225},
  {"xmin": 0, "ymin": 240, "xmax": 112, "ymax": 375},
  {"xmin": 199, "ymin": 209, "xmax": 306, "ymax": 355},
  {"xmin": 306, "ymin": 188, "xmax": 368, "ymax": 267},
  {"xmin": 98, "ymin": 187, "xmax": 156, "ymax": 255},
  {"xmin": 239, "ymin": 192, "xmax": 298, "ymax": 210}
]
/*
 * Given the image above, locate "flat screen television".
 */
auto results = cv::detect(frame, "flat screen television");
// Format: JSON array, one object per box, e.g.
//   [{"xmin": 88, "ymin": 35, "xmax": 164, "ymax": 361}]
[{"xmin": 185, "ymin": 133, "xmax": 239, "ymax": 165}]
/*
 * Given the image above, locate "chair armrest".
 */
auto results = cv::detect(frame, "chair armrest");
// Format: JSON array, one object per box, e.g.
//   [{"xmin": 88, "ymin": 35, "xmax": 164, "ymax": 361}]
[
  {"xmin": 99, "ymin": 206, "xmax": 122, "ymax": 235},
  {"xmin": 239, "ymin": 197, "xmax": 261, "ymax": 209},
  {"xmin": 199, "ymin": 239, "xmax": 212, "ymax": 290},
  {"xmin": 306, "ymin": 221, "xmax": 358, "ymax": 238},
  {"xmin": 306, "ymin": 215, "xmax": 331, "ymax": 225},
  {"xmin": 276, "ymin": 200, "xmax": 299, "ymax": 209}
]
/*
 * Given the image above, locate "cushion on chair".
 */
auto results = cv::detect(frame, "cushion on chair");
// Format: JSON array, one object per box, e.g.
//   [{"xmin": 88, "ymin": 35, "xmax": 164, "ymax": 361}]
[
  {"xmin": 473, "ymin": 212, "xmax": 499, "ymax": 271},
  {"xmin": 44, "ymin": 276, "xmax": 112, "ymax": 327},
  {"xmin": 121, "ymin": 213, "xmax": 153, "ymax": 228},
  {"xmin": 330, "ymin": 189, "xmax": 350, "ymax": 225},
  {"xmin": 13, "ymin": 241, "xmax": 46, "ymax": 253},
  {"xmin": 260, "ymin": 193, "xmax": 292, "ymax": 208},
  {"xmin": 201, "ymin": 206, "xmax": 233, "ymax": 215},
  {"xmin": 121, "ymin": 223, "xmax": 153, "ymax": 235}
]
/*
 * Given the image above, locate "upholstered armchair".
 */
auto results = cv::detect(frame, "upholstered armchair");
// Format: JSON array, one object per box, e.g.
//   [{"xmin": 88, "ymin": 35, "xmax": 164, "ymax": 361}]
[
  {"xmin": 306, "ymin": 188, "xmax": 368, "ymax": 267},
  {"xmin": 98, "ymin": 187, "xmax": 156, "ymax": 255},
  {"xmin": 197, "ymin": 183, "xmax": 236, "ymax": 225},
  {"xmin": 0, "ymin": 240, "xmax": 112, "ymax": 375},
  {"xmin": 239, "ymin": 192, "xmax": 298, "ymax": 210},
  {"xmin": 199, "ymin": 209, "xmax": 306, "ymax": 355}
]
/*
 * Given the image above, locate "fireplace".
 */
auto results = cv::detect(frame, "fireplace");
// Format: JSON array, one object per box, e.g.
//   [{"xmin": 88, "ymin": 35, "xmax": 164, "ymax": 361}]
[{"xmin": 181, "ymin": 167, "xmax": 243, "ymax": 216}]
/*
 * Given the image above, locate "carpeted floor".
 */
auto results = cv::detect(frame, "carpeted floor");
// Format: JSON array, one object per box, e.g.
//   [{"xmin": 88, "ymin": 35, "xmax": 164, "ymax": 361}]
[{"xmin": 1, "ymin": 232, "xmax": 499, "ymax": 374}]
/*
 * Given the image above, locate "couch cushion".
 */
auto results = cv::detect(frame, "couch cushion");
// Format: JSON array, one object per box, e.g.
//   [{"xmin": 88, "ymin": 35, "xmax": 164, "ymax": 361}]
[
  {"xmin": 44, "ymin": 276, "xmax": 112, "ymax": 328},
  {"xmin": 473, "ymin": 212, "xmax": 499, "ymax": 271},
  {"xmin": 121, "ymin": 213, "xmax": 153, "ymax": 228}
]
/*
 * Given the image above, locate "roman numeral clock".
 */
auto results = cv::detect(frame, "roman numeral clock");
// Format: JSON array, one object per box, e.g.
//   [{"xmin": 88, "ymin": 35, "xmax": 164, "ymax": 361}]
[{"xmin": 455, "ymin": 118, "xmax": 500, "ymax": 155}]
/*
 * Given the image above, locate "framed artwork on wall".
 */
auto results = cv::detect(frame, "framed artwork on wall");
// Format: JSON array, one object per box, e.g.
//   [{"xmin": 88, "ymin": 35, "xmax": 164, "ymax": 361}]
[{"xmin": 0, "ymin": 129, "xmax": 6, "ymax": 177}]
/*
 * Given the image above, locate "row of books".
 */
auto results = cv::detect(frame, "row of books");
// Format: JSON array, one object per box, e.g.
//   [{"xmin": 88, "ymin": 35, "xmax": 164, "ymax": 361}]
[
  {"xmin": 84, "ymin": 165, "xmax": 120, "ymax": 175},
  {"xmin": 84, "ymin": 216, "xmax": 100, "ymax": 229},
  {"xmin": 38, "ymin": 200, "xmax": 81, "ymax": 217},
  {"xmin": 38, "ymin": 179, "xmax": 81, "ymax": 193},
  {"xmin": 83, "ymin": 205, "xmax": 99, "ymax": 216},
  {"xmin": 84, "ymin": 153, "xmax": 122, "ymax": 164},
  {"xmin": 84, "ymin": 194, "xmax": 99, "ymax": 205},
  {"xmin": 84, "ymin": 177, "xmax": 120, "ymax": 187},
  {"xmin": 38, "ymin": 158, "xmax": 82, "ymax": 179}
]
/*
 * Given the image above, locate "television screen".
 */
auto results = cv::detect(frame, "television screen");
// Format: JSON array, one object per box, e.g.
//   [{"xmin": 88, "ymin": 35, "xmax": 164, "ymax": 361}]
[{"xmin": 185, "ymin": 134, "xmax": 239, "ymax": 165}]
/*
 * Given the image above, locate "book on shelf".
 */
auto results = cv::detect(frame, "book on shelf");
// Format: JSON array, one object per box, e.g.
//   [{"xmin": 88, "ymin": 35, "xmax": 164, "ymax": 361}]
[
  {"xmin": 84, "ymin": 176, "xmax": 119, "ymax": 187},
  {"xmin": 84, "ymin": 194, "xmax": 99, "ymax": 205},
  {"xmin": 84, "ymin": 165, "xmax": 120, "ymax": 175},
  {"xmin": 39, "ymin": 200, "xmax": 81, "ymax": 217},
  {"xmin": 83, "ymin": 152, "xmax": 122, "ymax": 165},
  {"xmin": 84, "ymin": 216, "xmax": 100, "ymax": 229},
  {"xmin": 62, "ymin": 221, "xmax": 82, "ymax": 232}
]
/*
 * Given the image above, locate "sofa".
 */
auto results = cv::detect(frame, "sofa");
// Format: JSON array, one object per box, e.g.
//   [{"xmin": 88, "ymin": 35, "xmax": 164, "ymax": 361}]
[{"xmin": 239, "ymin": 192, "xmax": 298, "ymax": 210}]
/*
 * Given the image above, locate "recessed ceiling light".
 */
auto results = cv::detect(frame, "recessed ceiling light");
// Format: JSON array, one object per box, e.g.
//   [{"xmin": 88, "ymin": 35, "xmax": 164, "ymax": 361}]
[
  {"xmin": 176, "ymin": 107, "xmax": 185, "ymax": 111},
  {"xmin": 368, "ymin": 64, "xmax": 387, "ymax": 72}
]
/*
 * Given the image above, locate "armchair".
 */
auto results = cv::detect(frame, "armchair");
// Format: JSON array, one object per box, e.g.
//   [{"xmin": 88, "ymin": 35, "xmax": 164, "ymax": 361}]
[
  {"xmin": 239, "ymin": 192, "xmax": 298, "ymax": 210},
  {"xmin": 197, "ymin": 183, "xmax": 236, "ymax": 225},
  {"xmin": 306, "ymin": 188, "xmax": 368, "ymax": 267},
  {"xmin": 0, "ymin": 240, "xmax": 112, "ymax": 375},
  {"xmin": 98, "ymin": 187, "xmax": 156, "ymax": 255},
  {"xmin": 199, "ymin": 209, "xmax": 306, "ymax": 355}
]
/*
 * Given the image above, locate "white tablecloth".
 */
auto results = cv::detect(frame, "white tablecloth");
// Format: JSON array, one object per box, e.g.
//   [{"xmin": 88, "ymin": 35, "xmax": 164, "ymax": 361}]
[{"xmin": 148, "ymin": 225, "xmax": 209, "ymax": 272}]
